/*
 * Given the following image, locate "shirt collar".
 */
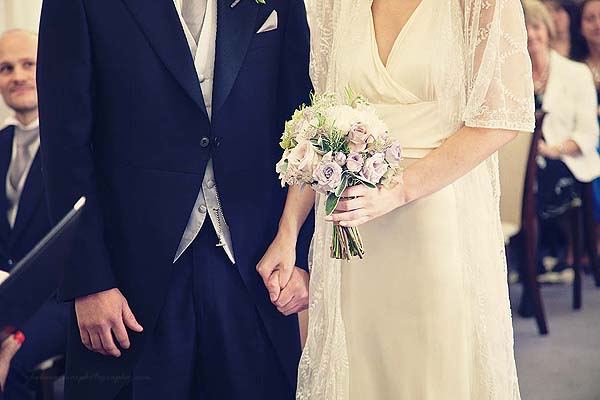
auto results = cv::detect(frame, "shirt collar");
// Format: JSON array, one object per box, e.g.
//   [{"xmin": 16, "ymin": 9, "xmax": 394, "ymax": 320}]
[{"xmin": 3, "ymin": 116, "xmax": 40, "ymax": 132}]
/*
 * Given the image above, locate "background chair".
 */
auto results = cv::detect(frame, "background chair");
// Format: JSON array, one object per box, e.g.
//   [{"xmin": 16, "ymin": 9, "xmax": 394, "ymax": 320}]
[{"xmin": 499, "ymin": 112, "xmax": 548, "ymax": 335}]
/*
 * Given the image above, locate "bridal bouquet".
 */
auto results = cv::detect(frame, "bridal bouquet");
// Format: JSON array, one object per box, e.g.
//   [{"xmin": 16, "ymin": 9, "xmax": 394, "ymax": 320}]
[{"xmin": 276, "ymin": 88, "xmax": 403, "ymax": 260}]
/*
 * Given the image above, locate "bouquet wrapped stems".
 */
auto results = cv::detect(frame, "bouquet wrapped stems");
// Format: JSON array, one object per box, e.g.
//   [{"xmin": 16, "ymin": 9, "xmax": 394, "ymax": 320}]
[{"xmin": 331, "ymin": 224, "xmax": 365, "ymax": 260}]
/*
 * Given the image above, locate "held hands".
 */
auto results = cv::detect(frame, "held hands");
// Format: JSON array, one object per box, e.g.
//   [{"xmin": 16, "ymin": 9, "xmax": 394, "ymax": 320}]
[
  {"xmin": 256, "ymin": 234, "xmax": 309, "ymax": 316},
  {"xmin": 325, "ymin": 183, "xmax": 407, "ymax": 228},
  {"xmin": 273, "ymin": 267, "xmax": 309, "ymax": 316},
  {"xmin": 75, "ymin": 288, "xmax": 143, "ymax": 357}
]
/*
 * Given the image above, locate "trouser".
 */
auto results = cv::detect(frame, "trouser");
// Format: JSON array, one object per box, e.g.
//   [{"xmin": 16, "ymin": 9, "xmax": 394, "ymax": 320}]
[{"xmin": 115, "ymin": 222, "xmax": 292, "ymax": 400}]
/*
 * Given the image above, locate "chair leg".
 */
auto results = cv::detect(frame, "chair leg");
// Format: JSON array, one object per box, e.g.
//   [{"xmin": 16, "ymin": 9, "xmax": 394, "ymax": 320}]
[
  {"xmin": 572, "ymin": 207, "xmax": 582, "ymax": 310},
  {"xmin": 582, "ymin": 185, "xmax": 600, "ymax": 287},
  {"xmin": 520, "ymin": 221, "xmax": 549, "ymax": 334}
]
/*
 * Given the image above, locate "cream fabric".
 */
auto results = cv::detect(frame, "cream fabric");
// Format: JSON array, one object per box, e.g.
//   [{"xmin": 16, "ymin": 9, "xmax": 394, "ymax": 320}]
[{"xmin": 299, "ymin": 0, "xmax": 534, "ymax": 399}]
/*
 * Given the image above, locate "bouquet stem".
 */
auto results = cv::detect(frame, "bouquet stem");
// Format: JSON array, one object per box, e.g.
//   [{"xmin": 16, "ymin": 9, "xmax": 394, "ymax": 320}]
[{"xmin": 330, "ymin": 225, "xmax": 365, "ymax": 260}]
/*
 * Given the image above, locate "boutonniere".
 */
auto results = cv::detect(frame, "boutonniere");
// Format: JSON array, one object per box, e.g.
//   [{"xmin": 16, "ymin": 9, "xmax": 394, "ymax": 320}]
[{"xmin": 230, "ymin": 0, "xmax": 265, "ymax": 7}]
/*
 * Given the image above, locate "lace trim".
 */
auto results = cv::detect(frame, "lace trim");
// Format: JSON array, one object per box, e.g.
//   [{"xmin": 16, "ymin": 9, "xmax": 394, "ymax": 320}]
[{"xmin": 300, "ymin": 1, "xmax": 530, "ymax": 398}]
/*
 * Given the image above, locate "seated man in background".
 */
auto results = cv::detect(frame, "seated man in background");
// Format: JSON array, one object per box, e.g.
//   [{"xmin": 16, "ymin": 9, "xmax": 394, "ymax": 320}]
[{"xmin": 0, "ymin": 29, "xmax": 67, "ymax": 400}]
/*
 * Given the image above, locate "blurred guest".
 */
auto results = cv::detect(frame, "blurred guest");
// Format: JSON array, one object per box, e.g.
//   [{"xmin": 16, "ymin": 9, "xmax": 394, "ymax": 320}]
[
  {"xmin": 525, "ymin": 1, "xmax": 600, "ymax": 277},
  {"xmin": 0, "ymin": 333, "xmax": 24, "ymax": 399},
  {"xmin": 580, "ymin": 0, "xmax": 600, "ymax": 83},
  {"xmin": 579, "ymin": 0, "xmax": 600, "ymax": 229},
  {"xmin": 543, "ymin": 0, "xmax": 584, "ymax": 58},
  {"xmin": 0, "ymin": 29, "xmax": 67, "ymax": 400}
]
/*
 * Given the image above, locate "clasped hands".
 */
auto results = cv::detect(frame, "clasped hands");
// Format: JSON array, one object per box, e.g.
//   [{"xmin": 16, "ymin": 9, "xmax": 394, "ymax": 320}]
[{"xmin": 256, "ymin": 233, "xmax": 309, "ymax": 316}]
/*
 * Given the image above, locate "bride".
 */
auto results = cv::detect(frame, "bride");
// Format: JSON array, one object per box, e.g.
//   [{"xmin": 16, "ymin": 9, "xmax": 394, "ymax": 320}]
[{"xmin": 261, "ymin": 0, "xmax": 534, "ymax": 399}]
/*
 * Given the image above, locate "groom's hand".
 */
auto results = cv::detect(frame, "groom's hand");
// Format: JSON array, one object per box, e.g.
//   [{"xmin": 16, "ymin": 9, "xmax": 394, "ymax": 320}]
[
  {"xmin": 256, "ymin": 233, "xmax": 297, "ymax": 302},
  {"xmin": 75, "ymin": 288, "xmax": 143, "ymax": 357},
  {"xmin": 273, "ymin": 267, "xmax": 309, "ymax": 316}
]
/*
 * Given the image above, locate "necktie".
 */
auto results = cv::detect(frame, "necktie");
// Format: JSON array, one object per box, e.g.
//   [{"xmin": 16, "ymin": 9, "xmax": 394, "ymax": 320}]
[
  {"xmin": 8, "ymin": 129, "xmax": 37, "ymax": 192},
  {"xmin": 181, "ymin": 0, "xmax": 207, "ymax": 44}
]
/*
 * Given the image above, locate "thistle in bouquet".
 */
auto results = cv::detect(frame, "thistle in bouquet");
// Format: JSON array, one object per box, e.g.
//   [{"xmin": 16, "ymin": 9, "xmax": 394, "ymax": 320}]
[{"xmin": 277, "ymin": 88, "xmax": 404, "ymax": 260}]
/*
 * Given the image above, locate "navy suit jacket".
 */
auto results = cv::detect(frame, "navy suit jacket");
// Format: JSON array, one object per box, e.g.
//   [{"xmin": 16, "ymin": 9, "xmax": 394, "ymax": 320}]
[
  {"xmin": 0, "ymin": 126, "xmax": 52, "ymax": 271},
  {"xmin": 37, "ymin": 0, "xmax": 313, "ymax": 398}
]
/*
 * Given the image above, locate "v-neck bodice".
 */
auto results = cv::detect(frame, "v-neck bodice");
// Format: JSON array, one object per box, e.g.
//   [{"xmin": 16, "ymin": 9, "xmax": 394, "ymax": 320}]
[
  {"xmin": 347, "ymin": 0, "xmax": 445, "ymax": 158},
  {"xmin": 351, "ymin": 0, "xmax": 435, "ymax": 103}
]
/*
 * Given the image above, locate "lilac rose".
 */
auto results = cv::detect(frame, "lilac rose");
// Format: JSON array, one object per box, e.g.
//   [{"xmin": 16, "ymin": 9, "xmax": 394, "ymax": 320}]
[
  {"xmin": 334, "ymin": 152, "xmax": 347, "ymax": 166},
  {"xmin": 385, "ymin": 141, "xmax": 403, "ymax": 165},
  {"xmin": 362, "ymin": 153, "xmax": 389, "ymax": 184},
  {"xmin": 313, "ymin": 160, "xmax": 343, "ymax": 193},
  {"xmin": 346, "ymin": 152, "xmax": 364, "ymax": 173},
  {"xmin": 348, "ymin": 122, "xmax": 373, "ymax": 152}
]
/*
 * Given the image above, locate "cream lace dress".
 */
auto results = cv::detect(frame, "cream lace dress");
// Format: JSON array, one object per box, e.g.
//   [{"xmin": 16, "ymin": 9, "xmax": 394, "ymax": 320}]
[
  {"xmin": 298, "ymin": 1, "xmax": 535, "ymax": 399},
  {"xmin": 341, "ymin": 1, "xmax": 472, "ymax": 398}
]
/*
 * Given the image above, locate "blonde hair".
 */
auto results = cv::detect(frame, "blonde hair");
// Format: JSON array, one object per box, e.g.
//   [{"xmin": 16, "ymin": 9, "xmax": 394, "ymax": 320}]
[{"xmin": 524, "ymin": 0, "xmax": 557, "ymax": 42}]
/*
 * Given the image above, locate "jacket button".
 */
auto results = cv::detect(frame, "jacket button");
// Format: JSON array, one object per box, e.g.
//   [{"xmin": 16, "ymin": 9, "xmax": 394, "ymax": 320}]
[{"xmin": 200, "ymin": 137, "xmax": 210, "ymax": 148}]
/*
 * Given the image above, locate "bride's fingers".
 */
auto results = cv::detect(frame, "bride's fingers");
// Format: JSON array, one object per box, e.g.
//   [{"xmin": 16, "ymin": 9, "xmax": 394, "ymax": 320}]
[
  {"xmin": 266, "ymin": 270, "xmax": 281, "ymax": 302},
  {"xmin": 277, "ymin": 264, "xmax": 295, "ymax": 290},
  {"xmin": 279, "ymin": 301, "xmax": 299, "ymax": 316},
  {"xmin": 280, "ymin": 299, "xmax": 308, "ymax": 316},
  {"xmin": 325, "ymin": 210, "xmax": 366, "ymax": 223},
  {"xmin": 275, "ymin": 289, "xmax": 295, "ymax": 309},
  {"xmin": 339, "ymin": 216, "xmax": 370, "ymax": 228},
  {"xmin": 341, "ymin": 185, "xmax": 369, "ymax": 198},
  {"xmin": 335, "ymin": 197, "xmax": 365, "ymax": 212}
]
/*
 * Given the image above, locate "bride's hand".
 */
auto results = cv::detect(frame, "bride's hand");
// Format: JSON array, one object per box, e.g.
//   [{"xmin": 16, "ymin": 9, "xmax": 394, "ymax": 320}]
[
  {"xmin": 256, "ymin": 232, "xmax": 297, "ymax": 302},
  {"xmin": 325, "ymin": 184, "xmax": 407, "ymax": 227}
]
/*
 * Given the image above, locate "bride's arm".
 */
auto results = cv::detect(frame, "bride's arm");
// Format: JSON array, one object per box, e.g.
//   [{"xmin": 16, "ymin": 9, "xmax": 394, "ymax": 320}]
[
  {"xmin": 256, "ymin": 185, "xmax": 315, "ymax": 301},
  {"xmin": 403, "ymin": 127, "xmax": 518, "ymax": 204},
  {"xmin": 328, "ymin": 126, "xmax": 517, "ymax": 227}
]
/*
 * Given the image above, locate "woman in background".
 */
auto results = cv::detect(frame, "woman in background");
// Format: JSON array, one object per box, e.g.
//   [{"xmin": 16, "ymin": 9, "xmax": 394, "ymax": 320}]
[
  {"xmin": 580, "ymin": 0, "xmax": 600, "ymax": 80},
  {"xmin": 543, "ymin": 0, "xmax": 584, "ymax": 59},
  {"xmin": 526, "ymin": 1, "xmax": 600, "ymax": 280},
  {"xmin": 579, "ymin": 0, "xmax": 600, "ymax": 233}
]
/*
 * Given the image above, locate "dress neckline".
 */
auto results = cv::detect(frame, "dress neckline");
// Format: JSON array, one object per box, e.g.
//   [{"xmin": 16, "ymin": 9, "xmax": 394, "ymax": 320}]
[{"xmin": 369, "ymin": 0, "xmax": 425, "ymax": 70}]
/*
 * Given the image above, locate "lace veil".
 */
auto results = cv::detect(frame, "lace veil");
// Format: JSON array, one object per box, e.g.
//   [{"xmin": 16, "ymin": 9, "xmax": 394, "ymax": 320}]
[{"xmin": 298, "ymin": 0, "xmax": 534, "ymax": 399}]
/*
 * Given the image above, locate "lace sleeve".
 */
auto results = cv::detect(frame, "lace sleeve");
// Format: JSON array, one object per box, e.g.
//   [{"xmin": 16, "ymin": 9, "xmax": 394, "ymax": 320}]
[
  {"xmin": 462, "ymin": 0, "xmax": 535, "ymax": 132},
  {"xmin": 305, "ymin": 0, "xmax": 337, "ymax": 94}
]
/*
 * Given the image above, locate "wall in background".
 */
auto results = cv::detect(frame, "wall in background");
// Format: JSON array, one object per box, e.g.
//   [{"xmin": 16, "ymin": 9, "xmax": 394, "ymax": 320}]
[{"xmin": 0, "ymin": 0, "xmax": 43, "ymax": 124}]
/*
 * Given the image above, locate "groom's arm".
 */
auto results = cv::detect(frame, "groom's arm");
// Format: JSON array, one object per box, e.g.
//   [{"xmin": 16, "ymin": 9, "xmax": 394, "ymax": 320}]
[
  {"xmin": 37, "ymin": 0, "xmax": 117, "ymax": 301},
  {"xmin": 276, "ymin": 0, "xmax": 314, "ymax": 273},
  {"xmin": 255, "ymin": 0, "xmax": 314, "ymax": 315}
]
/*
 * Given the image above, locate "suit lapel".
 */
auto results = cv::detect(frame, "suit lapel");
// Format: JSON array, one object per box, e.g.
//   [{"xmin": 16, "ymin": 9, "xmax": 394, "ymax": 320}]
[
  {"xmin": 120, "ymin": 0, "xmax": 208, "ymax": 114},
  {"xmin": 212, "ymin": 0, "xmax": 260, "ymax": 115},
  {"xmin": 10, "ymin": 152, "xmax": 44, "ymax": 246},
  {"xmin": 0, "ymin": 128, "xmax": 13, "ymax": 246}
]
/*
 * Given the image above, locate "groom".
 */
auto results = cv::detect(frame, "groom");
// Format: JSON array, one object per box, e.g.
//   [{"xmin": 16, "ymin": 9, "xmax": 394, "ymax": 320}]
[{"xmin": 36, "ymin": 0, "xmax": 312, "ymax": 399}]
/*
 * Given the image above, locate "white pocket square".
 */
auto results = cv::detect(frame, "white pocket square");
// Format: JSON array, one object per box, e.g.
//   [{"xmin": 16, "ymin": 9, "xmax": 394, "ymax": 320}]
[{"xmin": 257, "ymin": 10, "xmax": 278, "ymax": 34}]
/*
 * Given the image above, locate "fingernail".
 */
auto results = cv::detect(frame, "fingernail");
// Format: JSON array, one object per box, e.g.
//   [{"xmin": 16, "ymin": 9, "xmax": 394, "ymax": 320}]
[
  {"xmin": 324, "ymin": 216, "xmax": 332, "ymax": 221},
  {"xmin": 13, "ymin": 331, "xmax": 25, "ymax": 344}
]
